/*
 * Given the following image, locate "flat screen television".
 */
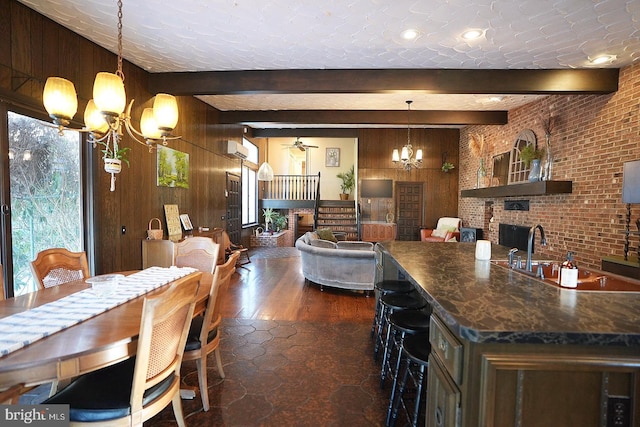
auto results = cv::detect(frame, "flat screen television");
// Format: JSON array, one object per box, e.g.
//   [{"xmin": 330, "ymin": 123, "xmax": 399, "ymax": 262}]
[
  {"xmin": 622, "ymin": 160, "xmax": 640, "ymax": 203},
  {"xmin": 360, "ymin": 179, "xmax": 393, "ymax": 198}
]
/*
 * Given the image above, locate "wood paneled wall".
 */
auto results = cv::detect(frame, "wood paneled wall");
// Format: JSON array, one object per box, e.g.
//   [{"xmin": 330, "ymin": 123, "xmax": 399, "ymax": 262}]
[
  {"xmin": 357, "ymin": 128, "xmax": 459, "ymax": 228},
  {"xmin": 0, "ymin": 0, "xmax": 244, "ymax": 274}
]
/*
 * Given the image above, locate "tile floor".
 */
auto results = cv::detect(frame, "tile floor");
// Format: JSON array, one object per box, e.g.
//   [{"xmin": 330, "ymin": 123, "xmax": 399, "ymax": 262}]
[{"xmin": 149, "ymin": 318, "xmax": 391, "ymax": 426}]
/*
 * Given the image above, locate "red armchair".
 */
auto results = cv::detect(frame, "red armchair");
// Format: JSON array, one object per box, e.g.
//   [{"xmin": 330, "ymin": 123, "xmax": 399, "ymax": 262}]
[{"xmin": 420, "ymin": 217, "xmax": 462, "ymax": 242}]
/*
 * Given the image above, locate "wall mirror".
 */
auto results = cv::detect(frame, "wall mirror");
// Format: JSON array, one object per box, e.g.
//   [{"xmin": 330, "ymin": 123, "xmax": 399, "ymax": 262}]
[{"xmin": 508, "ymin": 129, "xmax": 537, "ymax": 184}]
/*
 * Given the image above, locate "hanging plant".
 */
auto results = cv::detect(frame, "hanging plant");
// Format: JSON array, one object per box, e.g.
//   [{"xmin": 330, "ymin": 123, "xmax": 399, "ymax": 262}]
[{"xmin": 441, "ymin": 162, "xmax": 455, "ymax": 172}]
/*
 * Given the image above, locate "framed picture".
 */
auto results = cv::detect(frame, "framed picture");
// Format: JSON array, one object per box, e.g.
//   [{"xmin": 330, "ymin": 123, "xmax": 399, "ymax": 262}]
[
  {"xmin": 179, "ymin": 214, "xmax": 193, "ymax": 231},
  {"xmin": 157, "ymin": 146, "xmax": 189, "ymax": 188},
  {"xmin": 326, "ymin": 148, "xmax": 340, "ymax": 167},
  {"xmin": 164, "ymin": 204, "xmax": 182, "ymax": 238}
]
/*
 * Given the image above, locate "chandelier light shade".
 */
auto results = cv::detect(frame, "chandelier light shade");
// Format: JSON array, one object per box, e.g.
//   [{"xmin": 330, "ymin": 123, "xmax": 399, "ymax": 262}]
[
  {"xmin": 93, "ymin": 72, "xmax": 127, "ymax": 116},
  {"xmin": 43, "ymin": 77, "xmax": 78, "ymax": 126},
  {"xmin": 392, "ymin": 100, "xmax": 423, "ymax": 171},
  {"xmin": 42, "ymin": 0, "xmax": 180, "ymax": 192},
  {"xmin": 257, "ymin": 162, "xmax": 275, "ymax": 181},
  {"xmin": 153, "ymin": 94, "xmax": 180, "ymax": 131}
]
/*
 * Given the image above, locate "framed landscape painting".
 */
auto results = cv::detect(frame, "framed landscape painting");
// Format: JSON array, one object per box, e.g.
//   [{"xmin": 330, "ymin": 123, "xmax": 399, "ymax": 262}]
[{"xmin": 157, "ymin": 146, "xmax": 189, "ymax": 188}]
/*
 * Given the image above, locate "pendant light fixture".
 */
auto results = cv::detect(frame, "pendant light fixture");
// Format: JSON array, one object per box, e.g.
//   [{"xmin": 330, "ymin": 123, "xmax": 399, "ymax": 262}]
[
  {"xmin": 42, "ymin": 0, "xmax": 180, "ymax": 191},
  {"xmin": 392, "ymin": 100, "xmax": 423, "ymax": 171}
]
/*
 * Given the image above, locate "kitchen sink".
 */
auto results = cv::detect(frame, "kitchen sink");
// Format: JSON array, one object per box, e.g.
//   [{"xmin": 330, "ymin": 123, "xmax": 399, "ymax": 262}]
[{"xmin": 490, "ymin": 260, "xmax": 640, "ymax": 292}]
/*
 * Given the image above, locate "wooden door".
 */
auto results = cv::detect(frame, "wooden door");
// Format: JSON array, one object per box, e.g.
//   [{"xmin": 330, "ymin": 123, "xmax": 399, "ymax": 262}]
[
  {"xmin": 395, "ymin": 181, "xmax": 424, "ymax": 241},
  {"xmin": 226, "ymin": 173, "xmax": 241, "ymax": 244}
]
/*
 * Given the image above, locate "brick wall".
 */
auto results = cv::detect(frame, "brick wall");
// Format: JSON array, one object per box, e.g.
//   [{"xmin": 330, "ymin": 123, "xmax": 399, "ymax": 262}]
[{"xmin": 459, "ymin": 62, "xmax": 640, "ymax": 269}]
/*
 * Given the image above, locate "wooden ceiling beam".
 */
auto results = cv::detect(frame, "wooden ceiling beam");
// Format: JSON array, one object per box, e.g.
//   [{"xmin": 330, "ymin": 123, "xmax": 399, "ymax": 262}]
[
  {"xmin": 219, "ymin": 110, "xmax": 508, "ymax": 126},
  {"xmin": 149, "ymin": 68, "xmax": 619, "ymax": 96}
]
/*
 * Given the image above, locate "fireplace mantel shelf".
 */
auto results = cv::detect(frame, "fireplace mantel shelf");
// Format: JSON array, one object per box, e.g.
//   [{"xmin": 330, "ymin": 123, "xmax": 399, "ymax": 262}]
[{"xmin": 460, "ymin": 180, "xmax": 573, "ymax": 198}]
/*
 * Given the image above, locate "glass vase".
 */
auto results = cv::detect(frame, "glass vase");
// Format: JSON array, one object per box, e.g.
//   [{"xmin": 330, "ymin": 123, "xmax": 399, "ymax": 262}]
[
  {"xmin": 476, "ymin": 159, "xmax": 487, "ymax": 188},
  {"xmin": 541, "ymin": 134, "xmax": 553, "ymax": 181},
  {"xmin": 528, "ymin": 159, "xmax": 541, "ymax": 182}
]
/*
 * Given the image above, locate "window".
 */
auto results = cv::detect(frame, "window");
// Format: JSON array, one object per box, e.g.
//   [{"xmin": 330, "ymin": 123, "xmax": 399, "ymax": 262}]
[
  {"xmin": 242, "ymin": 138, "xmax": 258, "ymax": 226},
  {"xmin": 7, "ymin": 112, "xmax": 84, "ymax": 295}
]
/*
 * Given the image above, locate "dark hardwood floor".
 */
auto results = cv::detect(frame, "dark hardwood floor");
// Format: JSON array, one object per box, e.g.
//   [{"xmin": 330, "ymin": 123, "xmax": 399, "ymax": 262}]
[{"xmin": 221, "ymin": 249, "xmax": 376, "ymax": 323}]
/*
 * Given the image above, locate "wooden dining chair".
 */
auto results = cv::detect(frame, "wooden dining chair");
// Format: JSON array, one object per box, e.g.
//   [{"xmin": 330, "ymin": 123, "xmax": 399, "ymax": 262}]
[
  {"xmin": 30, "ymin": 248, "xmax": 90, "ymax": 290},
  {"xmin": 183, "ymin": 251, "xmax": 239, "ymax": 411},
  {"xmin": 174, "ymin": 237, "xmax": 220, "ymax": 274},
  {"xmin": 0, "ymin": 383, "xmax": 29, "ymax": 404},
  {"xmin": 222, "ymin": 230, "xmax": 250, "ymax": 266},
  {"xmin": 44, "ymin": 272, "xmax": 202, "ymax": 427}
]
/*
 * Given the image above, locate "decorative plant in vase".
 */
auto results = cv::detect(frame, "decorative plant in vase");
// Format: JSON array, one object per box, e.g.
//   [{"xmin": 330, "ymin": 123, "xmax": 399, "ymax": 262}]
[
  {"xmin": 519, "ymin": 144, "xmax": 545, "ymax": 182},
  {"xmin": 273, "ymin": 213, "xmax": 288, "ymax": 232},
  {"xmin": 441, "ymin": 162, "xmax": 455, "ymax": 172},
  {"xmin": 262, "ymin": 208, "xmax": 276, "ymax": 232},
  {"xmin": 469, "ymin": 133, "xmax": 488, "ymax": 188},
  {"xmin": 538, "ymin": 109, "xmax": 558, "ymax": 181},
  {"xmin": 336, "ymin": 165, "xmax": 355, "ymax": 200}
]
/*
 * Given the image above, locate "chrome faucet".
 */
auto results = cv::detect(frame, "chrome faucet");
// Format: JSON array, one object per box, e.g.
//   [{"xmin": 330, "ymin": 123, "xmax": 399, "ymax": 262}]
[
  {"xmin": 526, "ymin": 224, "xmax": 547, "ymax": 272},
  {"xmin": 508, "ymin": 248, "xmax": 518, "ymax": 267}
]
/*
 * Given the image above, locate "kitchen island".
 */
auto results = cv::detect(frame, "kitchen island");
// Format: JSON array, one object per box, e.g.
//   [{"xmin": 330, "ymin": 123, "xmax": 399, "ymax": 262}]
[{"xmin": 376, "ymin": 241, "xmax": 640, "ymax": 427}]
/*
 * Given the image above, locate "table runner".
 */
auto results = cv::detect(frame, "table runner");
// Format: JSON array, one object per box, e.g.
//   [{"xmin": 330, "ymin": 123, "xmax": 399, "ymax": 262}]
[{"xmin": 0, "ymin": 266, "xmax": 197, "ymax": 357}]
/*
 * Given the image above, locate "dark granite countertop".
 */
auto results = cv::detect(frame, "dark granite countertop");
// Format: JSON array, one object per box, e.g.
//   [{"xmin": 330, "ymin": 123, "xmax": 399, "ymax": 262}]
[{"xmin": 377, "ymin": 241, "xmax": 640, "ymax": 347}]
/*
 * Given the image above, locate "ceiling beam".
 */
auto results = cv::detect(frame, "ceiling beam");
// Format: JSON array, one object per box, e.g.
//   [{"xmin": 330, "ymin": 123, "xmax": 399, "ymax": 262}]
[
  {"xmin": 219, "ymin": 110, "xmax": 508, "ymax": 126},
  {"xmin": 149, "ymin": 69, "xmax": 619, "ymax": 96}
]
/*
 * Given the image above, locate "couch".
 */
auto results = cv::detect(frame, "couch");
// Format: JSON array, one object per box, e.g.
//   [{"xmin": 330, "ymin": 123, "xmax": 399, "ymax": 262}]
[
  {"xmin": 295, "ymin": 232, "xmax": 376, "ymax": 291},
  {"xmin": 420, "ymin": 217, "xmax": 462, "ymax": 242}
]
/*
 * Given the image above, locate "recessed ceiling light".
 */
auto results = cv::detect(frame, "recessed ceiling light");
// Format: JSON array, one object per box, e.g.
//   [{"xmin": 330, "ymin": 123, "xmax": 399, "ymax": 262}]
[
  {"xmin": 589, "ymin": 54, "xmax": 616, "ymax": 65},
  {"xmin": 401, "ymin": 29, "xmax": 419, "ymax": 40},
  {"xmin": 462, "ymin": 29, "xmax": 484, "ymax": 40}
]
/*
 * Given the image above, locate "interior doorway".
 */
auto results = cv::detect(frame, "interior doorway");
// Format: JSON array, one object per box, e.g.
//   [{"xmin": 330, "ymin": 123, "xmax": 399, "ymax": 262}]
[
  {"xmin": 226, "ymin": 172, "xmax": 241, "ymax": 244},
  {"xmin": 395, "ymin": 181, "xmax": 424, "ymax": 241}
]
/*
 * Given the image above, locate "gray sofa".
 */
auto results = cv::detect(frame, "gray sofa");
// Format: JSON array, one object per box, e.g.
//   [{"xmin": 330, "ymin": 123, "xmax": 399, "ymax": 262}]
[{"xmin": 295, "ymin": 232, "xmax": 376, "ymax": 291}]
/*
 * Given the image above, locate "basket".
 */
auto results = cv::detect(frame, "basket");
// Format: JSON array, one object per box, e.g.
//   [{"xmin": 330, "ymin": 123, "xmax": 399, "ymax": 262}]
[{"xmin": 147, "ymin": 218, "xmax": 164, "ymax": 240}]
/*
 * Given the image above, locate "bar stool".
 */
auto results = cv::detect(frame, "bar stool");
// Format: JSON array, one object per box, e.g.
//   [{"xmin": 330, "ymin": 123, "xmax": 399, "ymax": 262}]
[
  {"xmin": 387, "ymin": 334, "xmax": 431, "ymax": 427},
  {"xmin": 370, "ymin": 279, "xmax": 414, "ymax": 341},
  {"xmin": 381, "ymin": 309, "xmax": 431, "ymax": 389},
  {"xmin": 374, "ymin": 292, "xmax": 426, "ymax": 361}
]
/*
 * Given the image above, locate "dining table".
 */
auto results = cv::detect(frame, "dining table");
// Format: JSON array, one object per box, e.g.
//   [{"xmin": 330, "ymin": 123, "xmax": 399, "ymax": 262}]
[{"xmin": 0, "ymin": 269, "xmax": 212, "ymax": 392}]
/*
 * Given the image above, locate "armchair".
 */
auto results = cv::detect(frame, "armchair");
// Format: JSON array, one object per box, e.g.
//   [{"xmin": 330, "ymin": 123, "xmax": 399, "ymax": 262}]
[{"xmin": 420, "ymin": 217, "xmax": 461, "ymax": 242}]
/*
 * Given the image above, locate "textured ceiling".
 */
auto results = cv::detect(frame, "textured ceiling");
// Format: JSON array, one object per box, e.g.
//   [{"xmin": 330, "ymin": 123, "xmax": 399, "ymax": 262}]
[{"xmin": 17, "ymin": 0, "xmax": 640, "ymax": 128}]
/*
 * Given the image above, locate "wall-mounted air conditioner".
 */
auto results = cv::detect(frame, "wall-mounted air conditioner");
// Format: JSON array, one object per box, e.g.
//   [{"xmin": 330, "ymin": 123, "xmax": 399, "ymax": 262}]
[{"xmin": 226, "ymin": 140, "xmax": 248, "ymax": 159}]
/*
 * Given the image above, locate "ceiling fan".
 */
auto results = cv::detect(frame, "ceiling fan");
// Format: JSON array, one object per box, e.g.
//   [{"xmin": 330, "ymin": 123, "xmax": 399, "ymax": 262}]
[{"xmin": 283, "ymin": 137, "xmax": 319, "ymax": 151}]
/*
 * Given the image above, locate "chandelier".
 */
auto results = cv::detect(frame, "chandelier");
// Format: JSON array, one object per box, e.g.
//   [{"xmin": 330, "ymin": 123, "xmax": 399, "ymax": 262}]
[
  {"xmin": 42, "ymin": 0, "xmax": 180, "ymax": 191},
  {"xmin": 392, "ymin": 100, "xmax": 422, "ymax": 171}
]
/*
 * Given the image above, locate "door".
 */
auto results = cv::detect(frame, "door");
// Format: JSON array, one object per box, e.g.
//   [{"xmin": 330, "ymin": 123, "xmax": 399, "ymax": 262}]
[
  {"xmin": 226, "ymin": 172, "xmax": 242, "ymax": 244},
  {"xmin": 395, "ymin": 181, "xmax": 423, "ymax": 241}
]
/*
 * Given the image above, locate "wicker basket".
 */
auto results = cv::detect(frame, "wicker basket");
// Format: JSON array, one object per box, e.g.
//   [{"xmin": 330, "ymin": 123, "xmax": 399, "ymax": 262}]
[{"xmin": 147, "ymin": 218, "xmax": 163, "ymax": 240}]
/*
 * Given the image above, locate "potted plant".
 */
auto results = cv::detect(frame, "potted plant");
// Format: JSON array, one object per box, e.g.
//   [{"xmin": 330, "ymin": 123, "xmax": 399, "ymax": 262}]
[
  {"xmin": 518, "ymin": 144, "xmax": 545, "ymax": 167},
  {"xmin": 98, "ymin": 143, "xmax": 131, "ymax": 173},
  {"xmin": 441, "ymin": 162, "xmax": 455, "ymax": 172},
  {"xmin": 262, "ymin": 208, "xmax": 276, "ymax": 232},
  {"xmin": 272, "ymin": 213, "xmax": 288, "ymax": 231},
  {"xmin": 336, "ymin": 165, "xmax": 355, "ymax": 200}
]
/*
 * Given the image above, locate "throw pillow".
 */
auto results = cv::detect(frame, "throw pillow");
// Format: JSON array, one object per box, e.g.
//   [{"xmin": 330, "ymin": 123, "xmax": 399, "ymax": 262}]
[
  {"xmin": 431, "ymin": 228, "xmax": 449, "ymax": 238},
  {"xmin": 316, "ymin": 228, "xmax": 338, "ymax": 242},
  {"xmin": 310, "ymin": 239, "xmax": 337, "ymax": 249},
  {"xmin": 446, "ymin": 236, "xmax": 457, "ymax": 242}
]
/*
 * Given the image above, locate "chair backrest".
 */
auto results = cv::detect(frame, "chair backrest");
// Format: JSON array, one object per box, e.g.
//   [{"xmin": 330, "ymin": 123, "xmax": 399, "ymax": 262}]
[
  {"xmin": 200, "ymin": 251, "xmax": 239, "ymax": 341},
  {"xmin": 174, "ymin": 237, "xmax": 220, "ymax": 274},
  {"xmin": 130, "ymin": 272, "xmax": 201, "ymax": 417},
  {"xmin": 436, "ymin": 217, "xmax": 462, "ymax": 231},
  {"xmin": 30, "ymin": 248, "xmax": 90, "ymax": 290}
]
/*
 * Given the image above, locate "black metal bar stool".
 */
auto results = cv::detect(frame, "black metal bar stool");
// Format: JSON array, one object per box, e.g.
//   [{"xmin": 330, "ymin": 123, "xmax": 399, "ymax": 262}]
[
  {"xmin": 381, "ymin": 309, "xmax": 431, "ymax": 392},
  {"xmin": 371, "ymin": 280, "xmax": 414, "ymax": 344},
  {"xmin": 387, "ymin": 334, "xmax": 431, "ymax": 427},
  {"xmin": 374, "ymin": 292, "xmax": 426, "ymax": 362}
]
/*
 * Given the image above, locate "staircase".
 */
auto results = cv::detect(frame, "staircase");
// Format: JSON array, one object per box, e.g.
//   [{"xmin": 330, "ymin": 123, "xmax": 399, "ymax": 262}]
[{"xmin": 315, "ymin": 200, "xmax": 359, "ymax": 240}]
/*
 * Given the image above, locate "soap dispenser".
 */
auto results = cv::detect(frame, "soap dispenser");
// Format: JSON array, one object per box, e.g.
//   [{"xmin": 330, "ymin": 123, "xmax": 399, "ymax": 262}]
[{"xmin": 560, "ymin": 252, "xmax": 578, "ymax": 288}]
